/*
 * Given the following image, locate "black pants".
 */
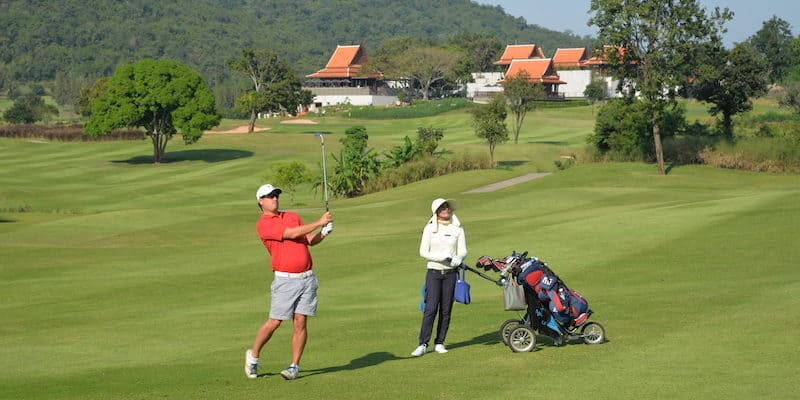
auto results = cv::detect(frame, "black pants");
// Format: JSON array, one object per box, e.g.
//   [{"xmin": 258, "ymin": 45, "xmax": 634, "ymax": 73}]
[{"xmin": 418, "ymin": 269, "xmax": 456, "ymax": 346}]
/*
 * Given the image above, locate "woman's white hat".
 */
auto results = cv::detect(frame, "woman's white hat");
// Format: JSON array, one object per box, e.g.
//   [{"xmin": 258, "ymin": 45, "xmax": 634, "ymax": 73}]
[
  {"xmin": 428, "ymin": 198, "xmax": 460, "ymax": 231},
  {"xmin": 430, "ymin": 198, "xmax": 457, "ymax": 214}
]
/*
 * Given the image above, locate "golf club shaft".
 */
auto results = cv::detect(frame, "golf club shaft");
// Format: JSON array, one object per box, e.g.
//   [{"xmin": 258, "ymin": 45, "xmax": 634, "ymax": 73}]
[{"xmin": 319, "ymin": 134, "xmax": 329, "ymax": 211}]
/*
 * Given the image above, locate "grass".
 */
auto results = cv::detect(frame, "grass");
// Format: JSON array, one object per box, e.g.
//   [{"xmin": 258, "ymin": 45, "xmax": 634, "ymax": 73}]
[{"xmin": 1, "ymin": 104, "xmax": 799, "ymax": 399}]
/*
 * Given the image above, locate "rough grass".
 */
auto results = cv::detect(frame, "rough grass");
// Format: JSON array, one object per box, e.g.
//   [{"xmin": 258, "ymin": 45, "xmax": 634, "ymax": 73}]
[
  {"xmin": 2, "ymin": 111, "xmax": 799, "ymax": 400},
  {"xmin": 699, "ymin": 137, "xmax": 800, "ymax": 172}
]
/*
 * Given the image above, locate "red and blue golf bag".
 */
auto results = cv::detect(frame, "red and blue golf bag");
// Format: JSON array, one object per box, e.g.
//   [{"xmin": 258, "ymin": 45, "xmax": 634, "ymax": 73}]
[{"xmin": 516, "ymin": 257, "xmax": 590, "ymax": 328}]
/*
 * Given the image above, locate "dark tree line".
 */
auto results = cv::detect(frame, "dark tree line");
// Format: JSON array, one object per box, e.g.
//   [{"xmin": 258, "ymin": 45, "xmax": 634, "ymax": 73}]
[{"xmin": 0, "ymin": 0, "xmax": 592, "ymax": 109}]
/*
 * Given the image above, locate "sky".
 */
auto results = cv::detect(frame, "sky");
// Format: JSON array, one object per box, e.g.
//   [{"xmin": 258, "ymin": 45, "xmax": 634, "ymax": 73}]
[{"xmin": 475, "ymin": 0, "xmax": 799, "ymax": 47}]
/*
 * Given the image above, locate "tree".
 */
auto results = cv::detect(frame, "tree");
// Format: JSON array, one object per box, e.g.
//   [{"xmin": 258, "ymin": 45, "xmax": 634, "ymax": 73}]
[
  {"xmin": 471, "ymin": 94, "xmax": 508, "ymax": 166},
  {"xmin": 416, "ymin": 126, "xmax": 444, "ymax": 155},
  {"xmin": 226, "ymin": 49, "xmax": 312, "ymax": 133},
  {"xmin": 76, "ymin": 77, "xmax": 109, "ymax": 117},
  {"xmin": 448, "ymin": 32, "xmax": 503, "ymax": 78},
  {"xmin": 692, "ymin": 43, "xmax": 769, "ymax": 139},
  {"xmin": 85, "ymin": 59, "xmax": 220, "ymax": 163},
  {"xmin": 584, "ymin": 78, "xmax": 608, "ymax": 114},
  {"xmin": 502, "ymin": 70, "xmax": 545, "ymax": 144},
  {"xmin": 778, "ymin": 82, "xmax": 800, "ymax": 115},
  {"xmin": 3, "ymin": 95, "xmax": 58, "ymax": 124},
  {"xmin": 383, "ymin": 126, "xmax": 444, "ymax": 168},
  {"xmin": 589, "ymin": 0, "xmax": 732, "ymax": 175},
  {"xmin": 589, "ymin": 98, "xmax": 689, "ymax": 161},
  {"xmin": 748, "ymin": 16, "xmax": 796, "ymax": 84},
  {"xmin": 329, "ymin": 126, "xmax": 381, "ymax": 198},
  {"xmin": 392, "ymin": 46, "xmax": 462, "ymax": 100},
  {"xmin": 269, "ymin": 161, "xmax": 310, "ymax": 205},
  {"xmin": 383, "ymin": 136, "xmax": 419, "ymax": 168}
]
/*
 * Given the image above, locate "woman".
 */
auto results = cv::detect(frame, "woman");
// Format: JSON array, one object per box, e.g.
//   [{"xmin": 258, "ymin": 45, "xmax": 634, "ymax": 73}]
[{"xmin": 412, "ymin": 198, "xmax": 467, "ymax": 356}]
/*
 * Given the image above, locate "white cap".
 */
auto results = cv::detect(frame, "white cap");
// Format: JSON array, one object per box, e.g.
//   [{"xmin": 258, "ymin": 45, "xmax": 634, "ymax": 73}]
[
  {"xmin": 431, "ymin": 198, "xmax": 457, "ymax": 214},
  {"xmin": 256, "ymin": 184, "xmax": 282, "ymax": 200}
]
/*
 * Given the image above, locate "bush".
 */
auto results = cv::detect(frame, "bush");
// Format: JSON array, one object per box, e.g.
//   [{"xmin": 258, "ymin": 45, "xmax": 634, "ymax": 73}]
[
  {"xmin": 338, "ymin": 98, "xmax": 474, "ymax": 119},
  {"xmin": 588, "ymin": 99, "xmax": 651, "ymax": 161},
  {"xmin": 662, "ymin": 135, "xmax": 718, "ymax": 164},
  {"xmin": 699, "ymin": 137, "xmax": 800, "ymax": 172},
  {"xmin": 588, "ymin": 98, "xmax": 691, "ymax": 163},
  {"xmin": 0, "ymin": 124, "xmax": 144, "ymax": 141},
  {"xmin": 2, "ymin": 95, "xmax": 58, "ymax": 124},
  {"xmin": 534, "ymin": 99, "xmax": 590, "ymax": 108},
  {"xmin": 363, "ymin": 153, "xmax": 492, "ymax": 193}
]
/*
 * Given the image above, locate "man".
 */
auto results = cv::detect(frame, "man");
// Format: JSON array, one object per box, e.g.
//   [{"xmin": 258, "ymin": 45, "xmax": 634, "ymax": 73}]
[{"xmin": 245, "ymin": 183, "xmax": 333, "ymax": 380}]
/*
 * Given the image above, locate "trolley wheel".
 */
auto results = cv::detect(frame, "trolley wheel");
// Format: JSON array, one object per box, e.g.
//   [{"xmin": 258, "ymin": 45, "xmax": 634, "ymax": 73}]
[
  {"xmin": 580, "ymin": 321, "xmax": 606, "ymax": 344},
  {"xmin": 508, "ymin": 325, "xmax": 537, "ymax": 352},
  {"xmin": 499, "ymin": 319, "xmax": 523, "ymax": 346}
]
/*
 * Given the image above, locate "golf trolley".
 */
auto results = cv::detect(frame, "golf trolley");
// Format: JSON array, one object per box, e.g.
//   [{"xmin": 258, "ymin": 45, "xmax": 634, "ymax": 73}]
[{"xmin": 463, "ymin": 251, "xmax": 606, "ymax": 352}]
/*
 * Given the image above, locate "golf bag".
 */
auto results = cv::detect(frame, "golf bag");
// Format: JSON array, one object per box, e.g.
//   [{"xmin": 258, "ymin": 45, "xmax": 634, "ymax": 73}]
[
  {"xmin": 469, "ymin": 251, "xmax": 606, "ymax": 350},
  {"xmin": 476, "ymin": 252, "xmax": 590, "ymax": 329}
]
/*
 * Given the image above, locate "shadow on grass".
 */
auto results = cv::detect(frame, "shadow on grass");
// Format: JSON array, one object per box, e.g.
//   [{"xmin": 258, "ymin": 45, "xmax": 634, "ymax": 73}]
[
  {"xmin": 497, "ymin": 160, "xmax": 526, "ymax": 168},
  {"xmin": 302, "ymin": 331, "xmax": 500, "ymax": 378},
  {"xmin": 302, "ymin": 351, "xmax": 405, "ymax": 378},
  {"xmin": 526, "ymin": 140, "xmax": 569, "ymax": 145},
  {"xmin": 665, "ymin": 161, "xmax": 679, "ymax": 175},
  {"xmin": 0, "ymin": 218, "xmax": 16, "ymax": 223},
  {"xmin": 447, "ymin": 331, "xmax": 501, "ymax": 350},
  {"xmin": 113, "ymin": 149, "xmax": 253, "ymax": 164}
]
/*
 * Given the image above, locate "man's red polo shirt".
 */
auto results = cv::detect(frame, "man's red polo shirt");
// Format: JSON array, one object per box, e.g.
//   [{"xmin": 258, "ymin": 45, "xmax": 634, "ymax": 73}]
[{"xmin": 256, "ymin": 211, "xmax": 312, "ymax": 273}]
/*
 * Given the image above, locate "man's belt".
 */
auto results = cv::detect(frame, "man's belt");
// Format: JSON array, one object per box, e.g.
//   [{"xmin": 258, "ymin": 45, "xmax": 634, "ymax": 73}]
[{"xmin": 274, "ymin": 270, "xmax": 314, "ymax": 279}]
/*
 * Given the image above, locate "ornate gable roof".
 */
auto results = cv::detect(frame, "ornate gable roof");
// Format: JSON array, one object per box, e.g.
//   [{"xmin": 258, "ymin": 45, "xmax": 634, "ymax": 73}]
[
  {"xmin": 500, "ymin": 58, "xmax": 565, "ymax": 84},
  {"xmin": 494, "ymin": 44, "xmax": 545, "ymax": 66},
  {"xmin": 553, "ymin": 48, "xmax": 589, "ymax": 67},
  {"xmin": 584, "ymin": 45, "xmax": 627, "ymax": 66},
  {"xmin": 306, "ymin": 45, "xmax": 380, "ymax": 79}
]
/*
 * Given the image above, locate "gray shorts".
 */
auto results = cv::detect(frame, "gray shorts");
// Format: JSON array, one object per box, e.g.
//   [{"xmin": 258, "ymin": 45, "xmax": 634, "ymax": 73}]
[{"xmin": 269, "ymin": 274, "xmax": 319, "ymax": 320}]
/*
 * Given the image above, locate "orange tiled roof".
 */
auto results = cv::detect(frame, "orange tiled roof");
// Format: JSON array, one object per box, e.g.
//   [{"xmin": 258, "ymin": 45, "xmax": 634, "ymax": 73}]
[
  {"xmin": 494, "ymin": 44, "xmax": 545, "ymax": 66},
  {"xmin": 306, "ymin": 45, "xmax": 381, "ymax": 79},
  {"xmin": 583, "ymin": 46, "xmax": 626, "ymax": 66},
  {"xmin": 500, "ymin": 58, "xmax": 565, "ymax": 85},
  {"xmin": 553, "ymin": 48, "xmax": 588, "ymax": 67}
]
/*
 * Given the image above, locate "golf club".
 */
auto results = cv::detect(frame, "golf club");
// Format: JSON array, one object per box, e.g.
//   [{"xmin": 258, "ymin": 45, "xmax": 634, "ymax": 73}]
[{"xmin": 314, "ymin": 132, "xmax": 333, "ymax": 233}]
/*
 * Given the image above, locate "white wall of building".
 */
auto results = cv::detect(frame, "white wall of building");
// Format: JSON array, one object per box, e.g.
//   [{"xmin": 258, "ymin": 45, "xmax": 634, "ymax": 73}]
[
  {"xmin": 557, "ymin": 70, "xmax": 592, "ymax": 98},
  {"xmin": 466, "ymin": 72, "xmax": 504, "ymax": 99},
  {"xmin": 557, "ymin": 70, "xmax": 623, "ymax": 99},
  {"xmin": 312, "ymin": 95, "xmax": 397, "ymax": 107}
]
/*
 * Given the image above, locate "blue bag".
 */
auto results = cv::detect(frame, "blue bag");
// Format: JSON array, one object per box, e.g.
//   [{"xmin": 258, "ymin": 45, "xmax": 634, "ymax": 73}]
[{"xmin": 454, "ymin": 268, "xmax": 471, "ymax": 304}]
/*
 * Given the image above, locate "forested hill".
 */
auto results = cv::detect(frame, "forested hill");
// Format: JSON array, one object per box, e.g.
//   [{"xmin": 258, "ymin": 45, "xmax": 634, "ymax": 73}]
[{"xmin": 0, "ymin": 0, "xmax": 593, "ymax": 96}]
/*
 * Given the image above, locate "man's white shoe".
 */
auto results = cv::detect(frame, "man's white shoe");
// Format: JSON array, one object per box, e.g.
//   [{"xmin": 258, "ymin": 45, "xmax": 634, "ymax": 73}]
[
  {"xmin": 244, "ymin": 350, "xmax": 259, "ymax": 379},
  {"xmin": 434, "ymin": 344, "xmax": 448, "ymax": 354},
  {"xmin": 280, "ymin": 364, "xmax": 300, "ymax": 380},
  {"xmin": 411, "ymin": 344, "xmax": 427, "ymax": 356}
]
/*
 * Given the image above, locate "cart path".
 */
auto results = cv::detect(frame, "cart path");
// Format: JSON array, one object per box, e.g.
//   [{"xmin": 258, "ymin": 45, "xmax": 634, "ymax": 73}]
[{"xmin": 462, "ymin": 173, "xmax": 551, "ymax": 194}]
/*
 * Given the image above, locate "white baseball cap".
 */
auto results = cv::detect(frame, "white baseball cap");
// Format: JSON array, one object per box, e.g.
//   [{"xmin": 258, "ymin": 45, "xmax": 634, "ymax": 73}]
[{"xmin": 256, "ymin": 184, "xmax": 282, "ymax": 200}]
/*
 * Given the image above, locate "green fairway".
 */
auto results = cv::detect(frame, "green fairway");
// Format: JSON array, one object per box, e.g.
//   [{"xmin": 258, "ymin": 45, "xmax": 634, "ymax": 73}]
[{"xmin": 1, "ymin": 109, "xmax": 799, "ymax": 399}]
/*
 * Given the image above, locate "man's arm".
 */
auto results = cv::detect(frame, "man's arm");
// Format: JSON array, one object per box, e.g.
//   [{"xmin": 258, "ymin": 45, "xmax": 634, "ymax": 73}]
[{"xmin": 282, "ymin": 212, "xmax": 332, "ymax": 240}]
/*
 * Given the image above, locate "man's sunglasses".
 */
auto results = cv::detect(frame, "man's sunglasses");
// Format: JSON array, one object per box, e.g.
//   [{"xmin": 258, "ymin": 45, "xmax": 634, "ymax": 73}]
[{"xmin": 260, "ymin": 193, "xmax": 279, "ymax": 199}]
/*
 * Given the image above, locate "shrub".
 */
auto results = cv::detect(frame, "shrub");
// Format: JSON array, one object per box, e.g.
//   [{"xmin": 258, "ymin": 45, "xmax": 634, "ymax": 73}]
[
  {"xmin": 0, "ymin": 124, "xmax": 144, "ymax": 141},
  {"xmin": 589, "ymin": 98, "xmax": 691, "ymax": 163},
  {"xmin": 534, "ymin": 99, "xmax": 590, "ymax": 108},
  {"xmin": 363, "ymin": 153, "xmax": 492, "ymax": 193},
  {"xmin": 339, "ymin": 98, "xmax": 473, "ymax": 119},
  {"xmin": 268, "ymin": 161, "xmax": 311, "ymax": 204},
  {"xmin": 699, "ymin": 137, "xmax": 800, "ymax": 172}
]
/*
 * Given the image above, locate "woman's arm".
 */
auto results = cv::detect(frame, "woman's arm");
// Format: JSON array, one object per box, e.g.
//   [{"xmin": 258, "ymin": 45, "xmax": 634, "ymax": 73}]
[{"xmin": 451, "ymin": 228, "xmax": 467, "ymax": 266}]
